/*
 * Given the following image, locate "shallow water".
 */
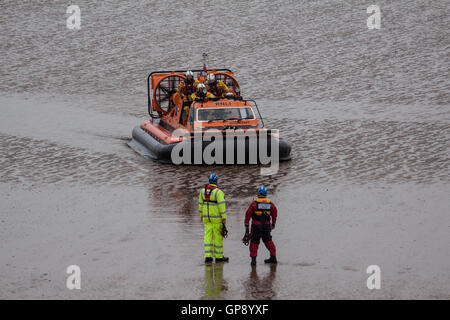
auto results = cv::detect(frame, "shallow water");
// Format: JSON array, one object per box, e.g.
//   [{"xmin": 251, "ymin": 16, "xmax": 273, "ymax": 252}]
[{"xmin": 0, "ymin": 0, "xmax": 449, "ymax": 299}]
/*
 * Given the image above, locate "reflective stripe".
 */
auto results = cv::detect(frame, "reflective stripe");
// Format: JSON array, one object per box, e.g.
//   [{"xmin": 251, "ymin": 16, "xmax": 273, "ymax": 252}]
[
  {"xmin": 208, "ymin": 188, "xmax": 218, "ymax": 203},
  {"xmin": 201, "ymin": 202, "xmax": 222, "ymax": 206},
  {"xmin": 214, "ymin": 245, "xmax": 223, "ymax": 248},
  {"xmin": 202, "ymin": 215, "xmax": 222, "ymax": 218},
  {"xmin": 216, "ymin": 201, "xmax": 225, "ymax": 205},
  {"xmin": 204, "ymin": 244, "xmax": 213, "ymax": 247},
  {"xmin": 201, "ymin": 189, "xmax": 206, "ymax": 203},
  {"xmin": 219, "ymin": 211, "xmax": 226, "ymax": 215},
  {"xmin": 214, "ymin": 250, "xmax": 223, "ymax": 254},
  {"xmin": 251, "ymin": 221, "xmax": 271, "ymax": 225},
  {"xmin": 204, "ymin": 250, "xmax": 213, "ymax": 253}
]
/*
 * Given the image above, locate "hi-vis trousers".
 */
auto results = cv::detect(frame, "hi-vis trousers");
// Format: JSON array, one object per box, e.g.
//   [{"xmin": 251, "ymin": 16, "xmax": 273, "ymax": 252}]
[{"xmin": 204, "ymin": 222, "xmax": 224, "ymax": 258}]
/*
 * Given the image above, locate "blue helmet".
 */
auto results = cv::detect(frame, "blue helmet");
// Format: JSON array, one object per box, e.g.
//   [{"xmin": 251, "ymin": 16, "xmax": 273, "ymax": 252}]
[
  {"xmin": 209, "ymin": 173, "xmax": 218, "ymax": 184},
  {"xmin": 258, "ymin": 186, "xmax": 267, "ymax": 196}
]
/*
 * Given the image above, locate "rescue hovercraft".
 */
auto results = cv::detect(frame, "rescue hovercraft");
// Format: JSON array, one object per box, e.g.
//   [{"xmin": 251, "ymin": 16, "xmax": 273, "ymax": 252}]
[{"xmin": 128, "ymin": 68, "xmax": 291, "ymax": 164}]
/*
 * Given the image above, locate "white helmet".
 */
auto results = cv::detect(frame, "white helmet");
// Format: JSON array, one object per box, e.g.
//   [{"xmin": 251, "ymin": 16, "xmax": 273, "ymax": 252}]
[
  {"xmin": 206, "ymin": 73, "xmax": 216, "ymax": 84},
  {"xmin": 185, "ymin": 70, "xmax": 194, "ymax": 80},
  {"xmin": 197, "ymin": 83, "xmax": 207, "ymax": 96}
]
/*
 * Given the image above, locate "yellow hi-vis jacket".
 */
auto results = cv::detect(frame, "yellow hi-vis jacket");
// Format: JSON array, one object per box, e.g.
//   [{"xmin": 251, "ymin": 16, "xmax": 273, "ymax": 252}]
[
  {"xmin": 177, "ymin": 80, "xmax": 201, "ymax": 103},
  {"xmin": 199, "ymin": 184, "xmax": 226, "ymax": 224},
  {"xmin": 206, "ymin": 81, "xmax": 229, "ymax": 98},
  {"xmin": 191, "ymin": 91, "xmax": 216, "ymax": 101}
]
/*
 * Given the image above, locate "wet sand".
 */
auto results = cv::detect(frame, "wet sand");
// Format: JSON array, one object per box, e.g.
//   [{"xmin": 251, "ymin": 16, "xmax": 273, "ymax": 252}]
[
  {"xmin": 1, "ymin": 95, "xmax": 448, "ymax": 299},
  {"xmin": 1, "ymin": 180, "xmax": 449, "ymax": 299}
]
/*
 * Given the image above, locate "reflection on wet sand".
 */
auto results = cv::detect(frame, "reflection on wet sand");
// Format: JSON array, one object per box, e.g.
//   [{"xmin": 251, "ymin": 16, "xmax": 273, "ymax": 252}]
[
  {"xmin": 244, "ymin": 264, "xmax": 277, "ymax": 300},
  {"xmin": 146, "ymin": 163, "xmax": 292, "ymax": 223},
  {"xmin": 202, "ymin": 263, "xmax": 227, "ymax": 300}
]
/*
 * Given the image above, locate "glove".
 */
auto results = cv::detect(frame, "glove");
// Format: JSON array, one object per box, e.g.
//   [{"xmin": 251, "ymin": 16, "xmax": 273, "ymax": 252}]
[
  {"xmin": 242, "ymin": 231, "xmax": 250, "ymax": 246},
  {"xmin": 221, "ymin": 224, "xmax": 228, "ymax": 238}
]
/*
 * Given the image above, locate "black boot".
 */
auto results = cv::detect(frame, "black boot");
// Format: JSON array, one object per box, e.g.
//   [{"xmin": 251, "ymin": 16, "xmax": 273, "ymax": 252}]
[
  {"xmin": 215, "ymin": 257, "xmax": 229, "ymax": 263},
  {"xmin": 264, "ymin": 256, "xmax": 277, "ymax": 264},
  {"xmin": 251, "ymin": 257, "xmax": 257, "ymax": 266},
  {"xmin": 205, "ymin": 257, "xmax": 213, "ymax": 263}
]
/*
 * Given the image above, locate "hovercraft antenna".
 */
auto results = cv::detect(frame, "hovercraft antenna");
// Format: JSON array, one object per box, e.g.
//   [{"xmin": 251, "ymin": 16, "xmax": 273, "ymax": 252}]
[{"xmin": 202, "ymin": 52, "xmax": 208, "ymax": 76}]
